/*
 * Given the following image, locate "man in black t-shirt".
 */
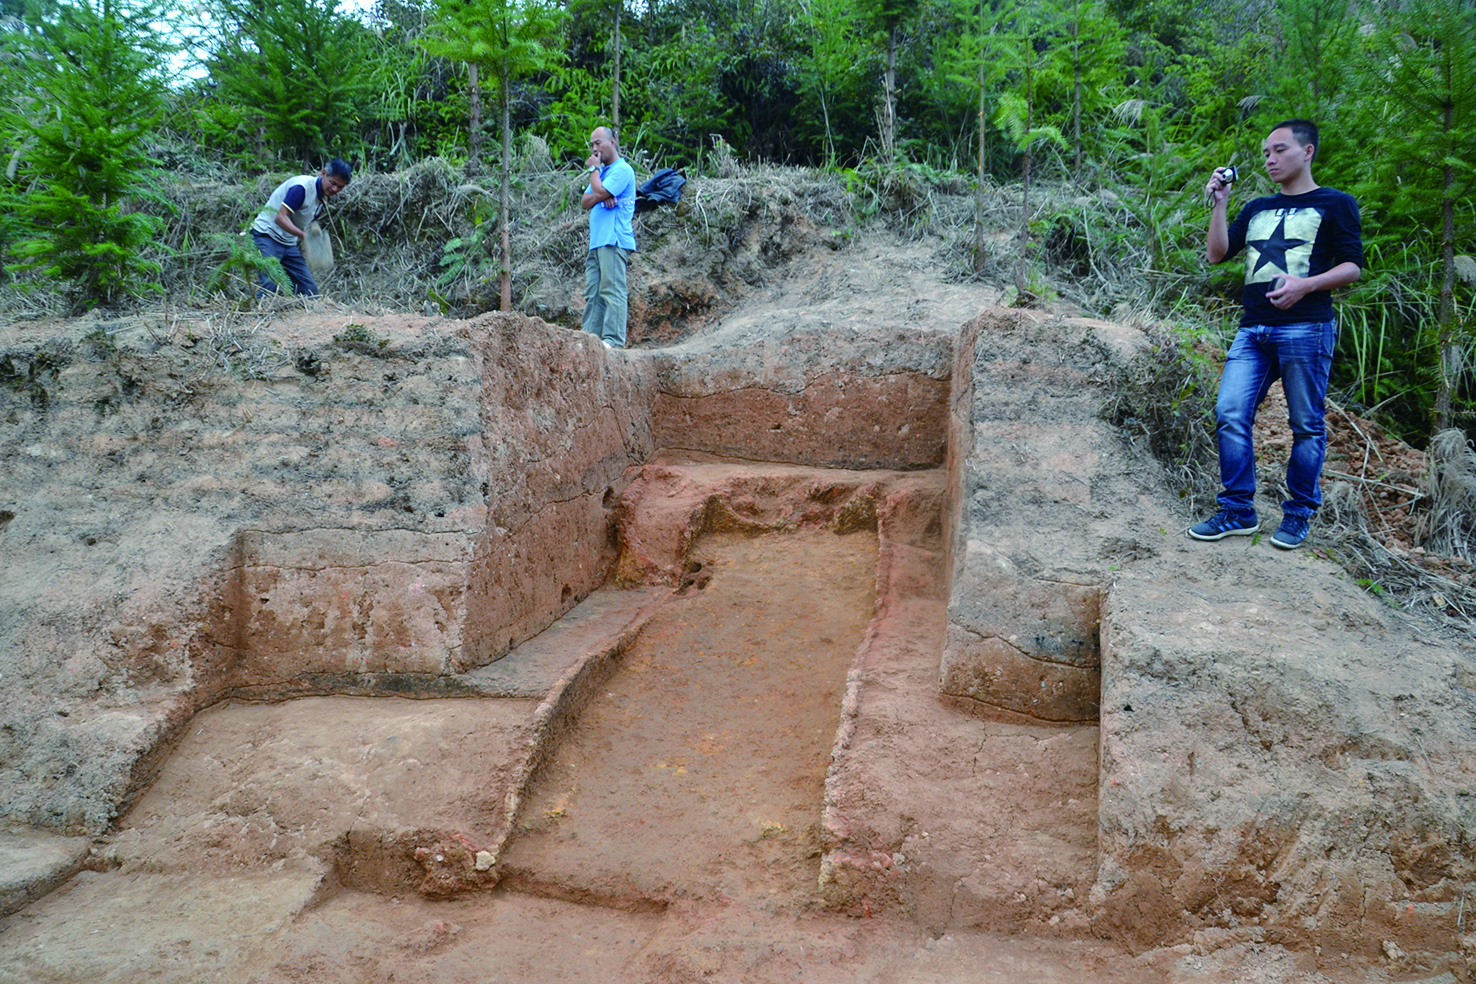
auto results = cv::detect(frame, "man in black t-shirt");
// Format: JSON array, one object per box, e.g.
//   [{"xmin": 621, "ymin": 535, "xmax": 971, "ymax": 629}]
[{"xmin": 1189, "ymin": 119, "xmax": 1364, "ymax": 550}]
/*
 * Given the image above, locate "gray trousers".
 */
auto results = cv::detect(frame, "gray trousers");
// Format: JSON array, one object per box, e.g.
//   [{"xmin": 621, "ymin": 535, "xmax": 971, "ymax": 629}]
[{"xmin": 582, "ymin": 245, "xmax": 631, "ymax": 347}]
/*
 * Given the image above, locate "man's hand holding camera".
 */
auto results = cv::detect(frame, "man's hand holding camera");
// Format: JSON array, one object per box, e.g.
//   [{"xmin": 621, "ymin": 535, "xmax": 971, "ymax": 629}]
[
  {"xmin": 1266, "ymin": 273, "xmax": 1312, "ymax": 310},
  {"xmin": 1205, "ymin": 165, "xmax": 1238, "ymax": 210}
]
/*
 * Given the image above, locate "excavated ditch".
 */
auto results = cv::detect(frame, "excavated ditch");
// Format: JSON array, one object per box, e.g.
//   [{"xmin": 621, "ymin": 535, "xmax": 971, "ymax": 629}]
[
  {"xmin": 6, "ymin": 302, "xmax": 1470, "ymax": 984},
  {"xmin": 499, "ymin": 526, "xmax": 882, "ymax": 913},
  {"xmin": 0, "ymin": 308, "xmax": 1121, "ymax": 983}
]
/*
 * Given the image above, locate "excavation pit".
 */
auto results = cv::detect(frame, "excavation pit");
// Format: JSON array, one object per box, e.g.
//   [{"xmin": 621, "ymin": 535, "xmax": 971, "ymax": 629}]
[
  {"xmin": 6, "ymin": 300, "xmax": 1472, "ymax": 983},
  {"xmin": 0, "ymin": 311, "xmax": 1136, "ymax": 975}
]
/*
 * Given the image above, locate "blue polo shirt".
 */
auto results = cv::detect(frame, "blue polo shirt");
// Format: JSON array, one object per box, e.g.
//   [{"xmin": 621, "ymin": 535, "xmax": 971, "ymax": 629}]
[{"xmin": 587, "ymin": 158, "xmax": 637, "ymax": 252}]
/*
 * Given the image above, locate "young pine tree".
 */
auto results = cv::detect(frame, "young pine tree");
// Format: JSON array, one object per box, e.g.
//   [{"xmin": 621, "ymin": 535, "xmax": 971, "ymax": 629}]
[
  {"xmin": 1360, "ymin": 0, "xmax": 1476, "ymax": 431},
  {"xmin": 941, "ymin": 0, "xmax": 1011, "ymax": 272},
  {"xmin": 1050, "ymin": 0, "xmax": 1125, "ymax": 180},
  {"xmin": 630, "ymin": 22, "xmax": 731, "ymax": 165},
  {"xmin": 4, "ymin": 0, "xmax": 173, "ymax": 307},
  {"xmin": 205, "ymin": 0, "xmax": 375, "ymax": 168},
  {"xmin": 795, "ymin": 0, "xmax": 866, "ymax": 167},
  {"xmin": 862, "ymin": 0, "xmax": 920, "ymax": 164},
  {"xmin": 1262, "ymin": 0, "xmax": 1360, "ymax": 127},
  {"xmin": 421, "ymin": 0, "xmax": 566, "ymax": 312},
  {"xmin": 994, "ymin": 5, "xmax": 1068, "ymax": 299}
]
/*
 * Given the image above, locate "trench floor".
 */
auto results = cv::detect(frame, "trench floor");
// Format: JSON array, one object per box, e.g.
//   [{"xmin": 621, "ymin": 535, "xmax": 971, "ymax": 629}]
[
  {"xmin": 0, "ymin": 501, "xmax": 1135, "ymax": 982},
  {"xmin": 500, "ymin": 527, "xmax": 876, "ymax": 911}
]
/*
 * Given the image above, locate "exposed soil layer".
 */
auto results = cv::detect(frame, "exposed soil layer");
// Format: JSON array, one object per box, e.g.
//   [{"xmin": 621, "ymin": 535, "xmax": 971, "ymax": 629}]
[
  {"xmin": 3, "ymin": 219, "xmax": 1476, "ymax": 984},
  {"xmin": 502, "ymin": 527, "xmax": 877, "ymax": 912}
]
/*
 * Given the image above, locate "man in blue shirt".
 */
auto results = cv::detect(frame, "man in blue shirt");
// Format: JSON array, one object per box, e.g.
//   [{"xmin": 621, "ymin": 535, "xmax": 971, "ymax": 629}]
[
  {"xmin": 250, "ymin": 158, "xmax": 352, "ymax": 297},
  {"xmin": 581, "ymin": 127, "xmax": 637, "ymax": 348},
  {"xmin": 1190, "ymin": 119, "xmax": 1364, "ymax": 549}
]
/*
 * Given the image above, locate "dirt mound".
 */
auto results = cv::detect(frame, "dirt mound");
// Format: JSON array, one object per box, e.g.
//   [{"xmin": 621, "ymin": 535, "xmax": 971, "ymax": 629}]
[{"xmin": 100, "ymin": 158, "xmax": 860, "ymax": 347}]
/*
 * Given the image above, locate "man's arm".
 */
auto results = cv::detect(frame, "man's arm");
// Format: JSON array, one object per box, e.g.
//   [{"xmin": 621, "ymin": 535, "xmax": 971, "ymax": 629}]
[
  {"xmin": 1207, "ymin": 204, "xmax": 1230, "ymax": 264},
  {"xmin": 273, "ymin": 205, "xmax": 307, "ymax": 240},
  {"xmin": 1267, "ymin": 261, "xmax": 1361, "ymax": 310},
  {"xmin": 271, "ymin": 182, "xmax": 311, "ymax": 239},
  {"xmin": 581, "ymin": 162, "xmax": 614, "ymax": 211},
  {"xmin": 1205, "ymin": 169, "xmax": 1233, "ymax": 263}
]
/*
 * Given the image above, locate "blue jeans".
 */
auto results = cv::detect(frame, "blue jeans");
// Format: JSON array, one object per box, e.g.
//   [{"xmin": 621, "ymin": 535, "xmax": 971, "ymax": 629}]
[
  {"xmin": 252, "ymin": 233, "xmax": 319, "ymax": 297},
  {"xmin": 1215, "ymin": 320, "xmax": 1337, "ymax": 519},
  {"xmin": 583, "ymin": 245, "xmax": 630, "ymax": 346}
]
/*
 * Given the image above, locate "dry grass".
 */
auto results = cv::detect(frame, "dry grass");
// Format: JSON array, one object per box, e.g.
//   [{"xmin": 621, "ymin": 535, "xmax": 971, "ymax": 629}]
[
  {"xmin": 0, "ymin": 284, "xmax": 63, "ymax": 320},
  {"xmin": 1321, "ymin": 424, "xmax": 1476, "ymax": 628},
  {"xmin": 1418, "ymin": 429, "xmax": 1476, "ymax": 558},
  {"xmin": 197, "ymin": 307, "xmax": 291, "ymax": 380},
  {"xmin": 1101, "ymin": 322, "xmax": 1221, "ymax": 520},
  {"xmin": 1111, "ymin": 327, "xmax": 1476, "ymax": 631},
  {"xmin": 4, "ymin": 148, "xmax": 1224, "ymax": 333},
  {"xmin": 1317, "ymin": 478, "xmax": 1476, "ymax": 627},
  {"xmin": 2, "ymin": 155, "xmax": 1091, "ymax": 328},
  {"xmin": 129, "ymin": 153, "xmax": 874, "ymax": 331}
]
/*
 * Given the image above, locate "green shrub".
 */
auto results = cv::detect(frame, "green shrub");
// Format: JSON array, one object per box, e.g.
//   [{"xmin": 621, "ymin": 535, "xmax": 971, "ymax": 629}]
[{"xmin": 3, "ymin": 0, "xmax": 174, "ymax": 308}]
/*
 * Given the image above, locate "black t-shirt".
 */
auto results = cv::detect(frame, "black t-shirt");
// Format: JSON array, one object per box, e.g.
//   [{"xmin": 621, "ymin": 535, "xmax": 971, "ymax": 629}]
[{"xmin": 1224, "ymin": 186, "xmax": 1364, "ymax": 326}]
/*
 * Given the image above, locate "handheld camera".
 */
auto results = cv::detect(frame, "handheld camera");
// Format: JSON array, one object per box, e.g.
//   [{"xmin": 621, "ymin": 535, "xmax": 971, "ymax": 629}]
[{"xmin": 1205, "ymin": 165, "xmax": 1238, "ymax": 208}]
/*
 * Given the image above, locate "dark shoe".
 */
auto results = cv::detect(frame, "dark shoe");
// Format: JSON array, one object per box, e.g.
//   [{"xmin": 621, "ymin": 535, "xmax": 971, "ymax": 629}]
[
  {"xmin": 1189, "ymin": 510, "xmax": 1259, "ymax": 541},
  {"xmin": 1270, "ymin": 515, "xmax": 1309, "ymax": 550}
]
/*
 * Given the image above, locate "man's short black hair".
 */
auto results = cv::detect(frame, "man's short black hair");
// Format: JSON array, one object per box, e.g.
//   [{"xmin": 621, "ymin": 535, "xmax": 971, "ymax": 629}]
[
  {"xmin": 1270, "ymin": 119, "xmax": 1319, "ymax": 160},
  {"xmin": 325, "ymin": 158, "xmax": 352, "ymax": 183}
]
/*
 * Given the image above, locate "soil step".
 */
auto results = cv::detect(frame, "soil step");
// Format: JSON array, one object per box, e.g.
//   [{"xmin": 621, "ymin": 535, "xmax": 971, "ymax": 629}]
[
  {"xmin": 460, "ymin": 586, "xmax": 667, "ymax": 698},
  {"xmin": 820, "ymin": 480, "xmax": 1101, "ymax": 934},
  {"xmin": 103, "ymin": 696, "xmax": 538, "ymax": 879},
  {"xmin": 0, "ymin": 829, "xmax": 91, "ymax": 919},
  {"xmin": 78, "ymin": 586, "xmax": 668, "ymax": 899}
]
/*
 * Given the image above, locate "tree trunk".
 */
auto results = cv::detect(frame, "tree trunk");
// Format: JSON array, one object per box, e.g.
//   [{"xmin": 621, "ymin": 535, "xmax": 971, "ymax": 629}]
[
  {"xmin": 975, "ymin": 42, "xmax": 985, "ymax": 275},
  {"xmin": 467, "ymin": 62, "xmax": 482, "ymax": 175},
  {"xmin": 500, "ymin": 71, "xmax": 512, "ymax": 313},
  {"xmin": 612, "ymin": 2, "xmax": 621, "ymax": 133},
  {"xmin": 1434, "ymin": 100, "xmax": 1457, "ymax": 430},
  {"xmin": 1071, "ymin": 0, "xmax": 1082, "ymax": 180},
  {"xmin": 883, "ymin": 26, "xmax": 898, "ymax": 162},
  {"xmin": 820, "ymin": 90, "xmax": 834, "ymax": 166},
  {"xmin": 1018, "ymin": 58, "xmax": 1032, "ymax": 299}
]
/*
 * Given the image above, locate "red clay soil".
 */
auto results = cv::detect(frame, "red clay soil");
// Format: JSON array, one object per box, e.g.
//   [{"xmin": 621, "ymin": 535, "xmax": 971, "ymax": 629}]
[
  {"xmin": 499, "ymin": 527, "xmax": 878, "ymax": 913},
  {"xmin": 0, "ymin": 518, "xmax": 1152, "ymax": 984}
]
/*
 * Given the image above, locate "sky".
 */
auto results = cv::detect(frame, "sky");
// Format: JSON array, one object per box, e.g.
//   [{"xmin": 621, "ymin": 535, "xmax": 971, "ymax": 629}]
[{"xmin": 164, "ymin": 0, "xmax": 381, "ymax": 82}]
